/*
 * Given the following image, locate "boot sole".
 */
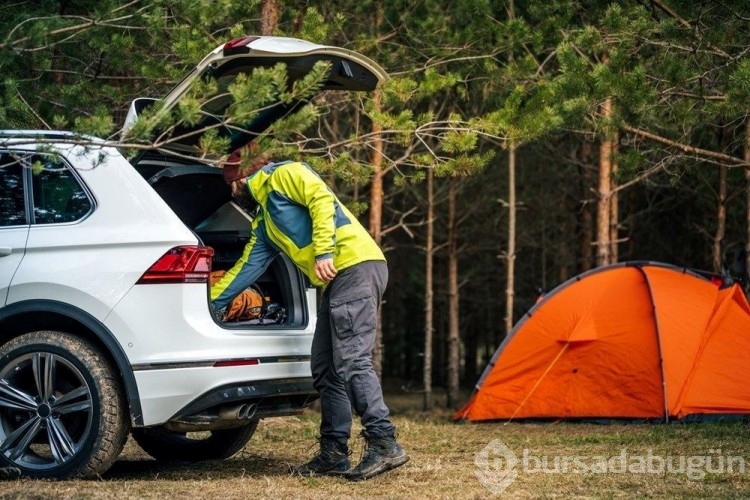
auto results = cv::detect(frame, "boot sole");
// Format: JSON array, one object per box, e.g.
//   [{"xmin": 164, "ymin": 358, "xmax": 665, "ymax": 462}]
[
  {"xmin": 290, "ymin": 469, "xmax": 351, "ymax": 477},
  {"xmin": 346, "ymin": 452, "xmax": 409, "ymax": 481},
  {"xmin": 289, "ymin": 461, "xmax": 352, "ymax": 477}
]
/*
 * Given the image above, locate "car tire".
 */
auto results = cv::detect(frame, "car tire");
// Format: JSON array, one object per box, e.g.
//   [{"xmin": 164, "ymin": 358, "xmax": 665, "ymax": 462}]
[
  {"xmin": 131, "ymin": 421, "xmax": 259, "ymax": 461},
  {"xmin": 0, "ymin": 331, "xmax": 129, "ymax": 479}
]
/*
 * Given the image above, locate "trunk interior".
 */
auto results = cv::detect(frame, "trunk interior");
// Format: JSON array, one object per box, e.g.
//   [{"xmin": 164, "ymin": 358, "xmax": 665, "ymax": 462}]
[{"xmin": 133, "ymin": 159, "xmax": 309, "ymax": 328}]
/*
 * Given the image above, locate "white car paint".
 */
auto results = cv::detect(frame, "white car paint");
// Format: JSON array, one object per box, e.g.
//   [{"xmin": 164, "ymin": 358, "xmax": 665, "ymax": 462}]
[
  {"xmin": 0, "ymin": 227, "xmax": 27, "ymax": 306},
  {"xmin": 0, "ymin": 136, "xmax": 315, "ymax": 426}
]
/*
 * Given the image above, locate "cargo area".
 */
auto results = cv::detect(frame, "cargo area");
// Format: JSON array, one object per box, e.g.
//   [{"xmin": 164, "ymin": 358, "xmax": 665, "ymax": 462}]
[{"xmin": 133, "ymin": 160, "xmax": 310, "ymax": 327}]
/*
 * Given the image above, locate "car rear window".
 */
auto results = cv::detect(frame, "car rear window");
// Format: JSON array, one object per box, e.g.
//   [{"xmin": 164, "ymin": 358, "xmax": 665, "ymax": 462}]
[
  {"xmin": 31, "ymin": 156, "xmax": 92, "ymax": 224},
  {"xmin": 1, "ymin": 152, "xmax": 94, "ymax": 226},
  {"xmin": 0, "ymin": 154, "xmax": 28, "ymax": 226}
]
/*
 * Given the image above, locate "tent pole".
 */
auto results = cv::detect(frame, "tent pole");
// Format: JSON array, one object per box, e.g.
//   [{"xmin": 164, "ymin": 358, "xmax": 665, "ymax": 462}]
[
  {"xmin": 639, "ymin": 267, "xmax": 670, "ymax": 423},
  {"xmin": 506, "ymin": 343, "xmax": 570, "ymax": 423}
]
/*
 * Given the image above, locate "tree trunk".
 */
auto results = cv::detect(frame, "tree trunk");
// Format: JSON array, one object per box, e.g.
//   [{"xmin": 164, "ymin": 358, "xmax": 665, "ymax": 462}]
[
  {"xmin": 368, "ymin": 0, "xmax": 385, "ymax": 379},
  {"xmin": 713, "ymin": 164, "xmax": 727, "ymax": 273},
  {"xmin": 504, "ymin": 144, "xmax": 517, "ymax": 335},
  {"xmin": 579, "ymin": 141, "xmax": 594, "ymax": 272},
  {"xmin": 447, "ymin": 178, "xmax": 460, "ymax": 408},
  {"xmin": 368, "ymin": 90, "xmax": 384, "ymax": 245},
  {"xmin": 744, "ymin": 121, "xmax": 750, "ymax": 287},
  {"xmin": 609, "ymin": 131, "xmax": 620, "ymax": 263},
  {"xmin": 260, "ymin": 0, "xmax": 279, "ymax": 35},
  {"xmin": 368, "ymin": 90, "xmax": 385, "ymax": 379},
  {"xmin": 423, "ymin": 167, "xmax": 435, "ymax": 411},
  {"xmin": 503, "ymin": 0, "xmax": 517, "ymax": 335},
  {"xmin": 596, "ymin": 98, "xmax": 614, "ymax": 267}
]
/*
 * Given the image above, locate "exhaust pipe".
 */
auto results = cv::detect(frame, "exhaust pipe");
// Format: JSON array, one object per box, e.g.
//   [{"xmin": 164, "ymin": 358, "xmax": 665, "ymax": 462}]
[
  {"xmin": 218, "ymin": 403, "xmax": 257, "ymax": 420},
  {"xmin": 240, "ymin": 403, "xmax": 257, "ymax": 420}
]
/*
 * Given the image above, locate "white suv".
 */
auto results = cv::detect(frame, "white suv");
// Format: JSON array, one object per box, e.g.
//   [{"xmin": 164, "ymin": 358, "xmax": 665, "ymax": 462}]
[{"xmin": 0, "ymin": 36, "xmax": 387, "ymax": 479}]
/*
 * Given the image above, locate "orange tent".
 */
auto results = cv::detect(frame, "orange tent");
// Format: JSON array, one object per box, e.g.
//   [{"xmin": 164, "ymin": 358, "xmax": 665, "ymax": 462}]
[{"xmin": 454, "ymin": 262, "xmax": 750, "ymax": 422}]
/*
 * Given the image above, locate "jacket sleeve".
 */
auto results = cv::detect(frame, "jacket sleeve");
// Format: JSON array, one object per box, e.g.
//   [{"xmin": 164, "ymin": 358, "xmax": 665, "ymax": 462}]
[
  {"xmin": 210, "ymin": 218, "xmax": 278, "ymax": 311},
  {"xmin": 273, "ymin": 162, "xmax": 337, "ymax": 260}
]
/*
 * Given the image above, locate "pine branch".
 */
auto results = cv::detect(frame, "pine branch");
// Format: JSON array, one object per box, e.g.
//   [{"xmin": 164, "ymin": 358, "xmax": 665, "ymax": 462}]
[
  {"xmin": 623, "ymin": 124, "xmax": 748, "ymax": 168},
  {"xmin": 648, "ymin": 0, "xmax": 731, "ymax": 58},
  {"xmin": 1, "ymin": 0, "xmax": 143, "ymax": 51}
]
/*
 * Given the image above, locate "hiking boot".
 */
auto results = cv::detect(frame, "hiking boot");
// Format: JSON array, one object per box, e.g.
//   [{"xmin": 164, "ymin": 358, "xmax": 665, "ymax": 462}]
[
  {"xmin": 289, "ymin": 437, "xmax": 351, "ymax": 476},
  {"xmin": 346, "ymin": 431, "xmax": 409, "ymax": 481}
]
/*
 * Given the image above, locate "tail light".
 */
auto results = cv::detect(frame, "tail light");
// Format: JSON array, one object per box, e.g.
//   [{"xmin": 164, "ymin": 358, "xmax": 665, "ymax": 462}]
[
  {"xmin": 137, "ymin": 246, "xmax": 214, "ymax": 284},
  {"xmin": 223, "ymin": 36, "xmax": 259, "ymax": 56}
]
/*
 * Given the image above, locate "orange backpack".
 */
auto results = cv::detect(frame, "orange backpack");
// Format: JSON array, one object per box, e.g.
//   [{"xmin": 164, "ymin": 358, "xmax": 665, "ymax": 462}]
[{"xmin": 210, "ymin": 271, "xmax": 265, "ymax": 321}]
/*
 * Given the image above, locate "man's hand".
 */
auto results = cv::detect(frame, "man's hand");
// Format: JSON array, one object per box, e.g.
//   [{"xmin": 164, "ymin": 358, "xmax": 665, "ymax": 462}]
[{"xmin": 314, "ymin": 258, "xmax": 337, "ymax": 283}]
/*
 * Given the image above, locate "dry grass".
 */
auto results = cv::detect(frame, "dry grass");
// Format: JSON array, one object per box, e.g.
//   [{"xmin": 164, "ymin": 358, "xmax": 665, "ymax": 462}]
[{"xmin": 2, "ymin": 388, "xmax": 750, "ymax": 498}]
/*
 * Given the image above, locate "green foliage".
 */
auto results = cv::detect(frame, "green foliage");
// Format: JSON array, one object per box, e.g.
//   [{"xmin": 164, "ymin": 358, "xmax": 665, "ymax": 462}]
[
  {"xmin": 225, "ymin": 67, "xmax": 286, "ymax": 120},
  {"xmin": 3, "ymin": 0, "xmax": 750, "ymax": 390},
  {"xmin": 196, "ymin": 129, "xmax": 231, "ymax": 159},
  {"xmin": 614, "ymin": 148, "xmax": 644, "ymax": 179},
  {"xmin": 288, "ymin": 6, "xmax": 346, "ymax": 43},
  {"xmin": 343, "ymin": 200, "xmax": 369, "ymax": 217},
  {"xmin": 289, "ymin": 61, "xmax": 332, "ymax": 101},
  {"xmin": 330, "ymin": 153, "xmax": 375, "ymax": 185},
  {"xmin": 268, "ymin": 103, "xmax": 320, "ymax": 141},
  {"xmin": 73, "ymin": 107, "xmax": 116, "ymax": 138},
  {"xmin": 434, "ymin": 149, "xmax": 495, "ymax": 178},
  {"xmin": 727, "ymin": 59, "xmax": 750, "ymax": 105},
  {"xmin": 419, "ymin": 68, "xmax": 461, "ymax": 96},
  {"xmin": 382, "ymin": 77, "xmax": 419, "ymax": 105},
  {"xmin": 441, "ymin": 118, "xmax": 478, "ymax": 154}
]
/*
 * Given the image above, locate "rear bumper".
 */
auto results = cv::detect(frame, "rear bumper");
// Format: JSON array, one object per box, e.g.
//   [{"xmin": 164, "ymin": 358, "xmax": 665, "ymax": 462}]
[
  {"xmin": 168, "ymin": 377, "xmax": 319, "ymax": 428},
  {"xmin": 133, "ymin": 361, "xmax": 315, "ymax": 425},
  {"xmin": 174, "ymin": 376, "xmax": 317, "ymax": 417}
]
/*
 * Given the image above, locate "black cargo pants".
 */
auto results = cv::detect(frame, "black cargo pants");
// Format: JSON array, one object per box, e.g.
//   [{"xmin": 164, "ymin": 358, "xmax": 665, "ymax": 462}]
[{"xmin": 311, "ymin": 260, "xmax": 396, "ymax": 443}]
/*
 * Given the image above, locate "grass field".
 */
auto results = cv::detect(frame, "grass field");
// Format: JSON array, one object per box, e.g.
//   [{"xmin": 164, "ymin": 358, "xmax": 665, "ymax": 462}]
[{"xmin": 1, "ymin": 388, "xmax": 750, "ymax": 498}]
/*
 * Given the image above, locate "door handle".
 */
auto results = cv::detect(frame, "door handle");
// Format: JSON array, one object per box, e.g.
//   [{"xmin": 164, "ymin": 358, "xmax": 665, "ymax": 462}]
[{"xmin": 0, "ymin": 247, "xmax": 12, "ymax": 257}]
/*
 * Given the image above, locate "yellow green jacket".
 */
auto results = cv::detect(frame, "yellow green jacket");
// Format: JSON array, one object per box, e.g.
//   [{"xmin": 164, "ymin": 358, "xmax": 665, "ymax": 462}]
[{"xmin": 211, "ymin": 161, "xmax": 385, "ymax": 310}]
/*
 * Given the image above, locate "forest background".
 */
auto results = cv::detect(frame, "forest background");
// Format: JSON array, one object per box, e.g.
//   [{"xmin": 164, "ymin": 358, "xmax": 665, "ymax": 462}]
[{"xmin": 2, "ymin": 0, "xmax": 749, "ymax": 412}]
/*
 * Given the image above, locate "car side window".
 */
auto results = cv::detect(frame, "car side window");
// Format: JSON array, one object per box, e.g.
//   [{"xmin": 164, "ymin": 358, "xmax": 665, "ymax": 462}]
[
  {"xmin": 31, "ymin": 155, "xmax": 92, "ymax": 224},
  {"xmin": 0, "ymin": 154, "xmax": 27, "ymax": 227}
]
